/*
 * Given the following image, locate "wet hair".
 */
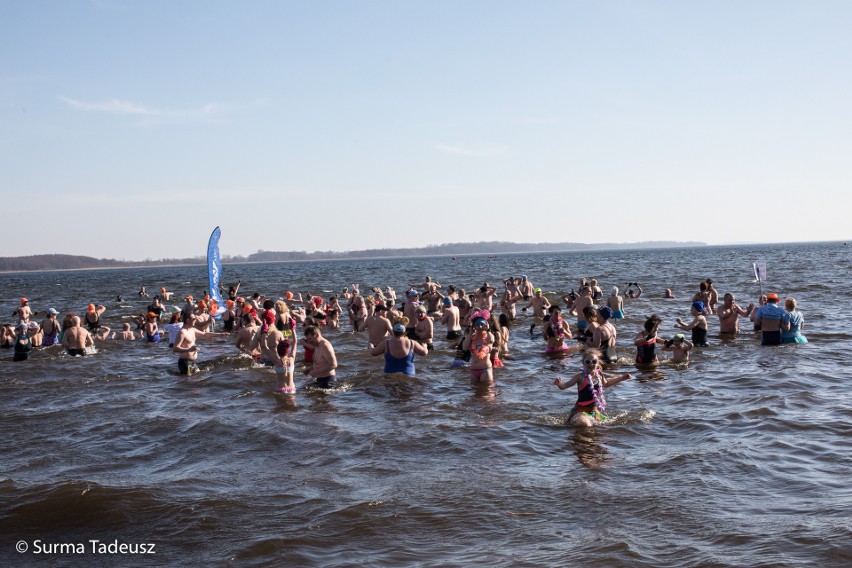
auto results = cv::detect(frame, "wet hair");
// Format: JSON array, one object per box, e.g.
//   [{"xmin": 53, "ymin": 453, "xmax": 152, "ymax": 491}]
[
  {"xmin": 498, "ymin": 313, "xmax": 510, "ymax": 328},
  {"xmin": 583, "ymin": 306, "xmax": 598, "ymax": 320},
  {"xmin": 62, "ymin": 312, "xmax": 79, "ymax": 331},
  {"xmin": 643, "ymin": 314, "xmax": 662, "ymax": 334},
  {"xmin": 699, "ymin": 282, "xmax": 707, "ymax": 292}
]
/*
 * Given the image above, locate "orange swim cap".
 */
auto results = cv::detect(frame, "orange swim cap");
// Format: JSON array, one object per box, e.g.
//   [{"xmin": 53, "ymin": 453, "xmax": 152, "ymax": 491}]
[
  {"xmin": 242, "ymin": 305, "xmax": 253, "ymax": 315},
  {"xmin": 226, "ymin": 300, "xmax": 235, "ymax": 308},
  {"xmin": 285, "ymin": 291, "xmax": 294, "ymax": 300},
  {"xmin": 197, "ymin": 300, "xmax": 207, "ymax": 309},
  {"xmin": 20, "ymin": 297, "xmax": 28, "ymax": 304},
  {"xmin": 161, "ymin": 287, "xmax": 166, "ymax": 293},
  {"xmin": 88, "ymin": 303, "xmax": 96, "ymax": 312}
]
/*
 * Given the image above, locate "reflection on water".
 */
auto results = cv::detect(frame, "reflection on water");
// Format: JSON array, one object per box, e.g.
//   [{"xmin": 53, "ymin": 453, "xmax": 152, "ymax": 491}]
[{"xmin": 1, "ymin": 242, "xmax": 851, "ymax": 566}]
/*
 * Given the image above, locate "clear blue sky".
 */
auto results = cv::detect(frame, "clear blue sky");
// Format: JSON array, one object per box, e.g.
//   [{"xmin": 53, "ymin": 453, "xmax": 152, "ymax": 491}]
[{"xmin": 3, "ymin": 1, "xmax": 850, "ymax": 260}]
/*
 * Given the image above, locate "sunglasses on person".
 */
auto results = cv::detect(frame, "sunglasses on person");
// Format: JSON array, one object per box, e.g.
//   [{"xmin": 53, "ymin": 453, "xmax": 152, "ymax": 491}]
[{"xmin": 583, "ymin": 358, "xmax": 599, "ymax": 365}]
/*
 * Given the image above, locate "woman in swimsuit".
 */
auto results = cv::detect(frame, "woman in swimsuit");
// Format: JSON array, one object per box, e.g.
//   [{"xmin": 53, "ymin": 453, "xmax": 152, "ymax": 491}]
[
  {"xmin": 462, "ymin": 310, "xmax": 495, "ymax": 384},
  {"xmin": 544, "ymin": 313, "xmax": 573, "ymax": 354},
  {"xmin": 369, "ymin": 318, "xmax": 428, "ymax": 377},
  {"xmin": 553, "ymin": 349, "xmax": 632, "ymax": 427},
  {"xmin": 675, "ymin": 302, "xmax": 709, "ymax": 347},
  {"xmin": 40, "ymin": 308, "xmax": 61, "ymax": 346},
  {"xmin": 635, "ymin": 314, "xmax": 665, "ymax": 368}
]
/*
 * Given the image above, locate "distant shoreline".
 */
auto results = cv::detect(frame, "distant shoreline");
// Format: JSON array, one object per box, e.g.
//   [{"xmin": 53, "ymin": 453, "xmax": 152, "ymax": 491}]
[
  {"xmin": 1, "ymin": 240, "xmax": 846, "ymax": 275},
  {"xmin": 0, "ymin": 243, "xmax": 707, "ymax": 275}
]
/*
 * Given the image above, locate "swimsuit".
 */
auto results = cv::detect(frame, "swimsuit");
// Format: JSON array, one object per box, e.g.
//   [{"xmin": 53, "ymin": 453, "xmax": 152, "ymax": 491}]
[
  {"xmin": 383, "ymin": 340, "xmax": 416, "ymax": 376},
  {"xmin": 85, "ymin": 314, "xmax": 100, "ymax": 331},
  {"xmin": 145, "ymin": 330, "xmax": 161, "ymax": 343},
  {"xmin": 178, "ymin": 359, "xmax": 199, "ymax": 375},
  {"xmin": 568, "ymin": 369, "xmax": 607, "ymax": 421},
  {"xmin": 42, "ymin": 331, "xmax": 59, "ymax": 346},
  {"xmin": 315, "ymin": 376, "xmax": 337, "ymax": 389},
  {"xmin": 636, "ymin": 336, "xmax": 658, "ymax": 366},
  {"xmin": 446, "ymin": 329, "xmax": 462, "ymax": 340},
  {"xmin": 223, "ymin": 313, "xmax": 234, "ymax": 332},
  {"xmin": 14, "ymin": 336, "xmax": 31, "ymax": 362},
  {"xmin": 611, "ymin": 309, "xmax": 624, "ymax": 319},
  {"xmin": 691, "ymin": 326, "xmax": 708, "ymax": 347},
  {"xmin": 66, "ymin": 348, "xmax": 86, "ymax": 357}
]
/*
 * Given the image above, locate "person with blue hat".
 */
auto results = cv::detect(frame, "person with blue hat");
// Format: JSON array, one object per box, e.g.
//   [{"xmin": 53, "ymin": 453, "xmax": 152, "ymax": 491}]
[
  {"xmin": 675, "ymin": 301, "xmax": 709, "ymax": 347},
  {"xmin": 13, "ymin": 323, "xmax": 32, "ymax": 362}
]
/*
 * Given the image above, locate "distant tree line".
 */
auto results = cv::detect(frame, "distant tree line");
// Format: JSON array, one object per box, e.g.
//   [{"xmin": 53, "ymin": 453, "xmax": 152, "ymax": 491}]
[{"xmin": 0, "ymin": 241, "xmax": 704, "ymax": 272}]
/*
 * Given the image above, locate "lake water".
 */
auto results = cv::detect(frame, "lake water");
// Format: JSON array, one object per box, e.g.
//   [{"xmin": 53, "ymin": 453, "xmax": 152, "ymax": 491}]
[{"xmin": 1, "ymin": 242, "xmax": 851, "ymax": 567}]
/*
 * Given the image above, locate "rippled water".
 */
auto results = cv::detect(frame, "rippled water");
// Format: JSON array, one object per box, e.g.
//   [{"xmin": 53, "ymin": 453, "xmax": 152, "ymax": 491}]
[{"xmin": 2, "ymin": 242, "xmax": 851, "ymax": 567}]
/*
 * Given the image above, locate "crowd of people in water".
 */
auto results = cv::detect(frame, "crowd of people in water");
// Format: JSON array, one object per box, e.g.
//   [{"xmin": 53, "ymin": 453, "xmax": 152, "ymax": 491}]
[{"xmin": 3, "ymin": 274, "xmax": 808, "ymax": 426}]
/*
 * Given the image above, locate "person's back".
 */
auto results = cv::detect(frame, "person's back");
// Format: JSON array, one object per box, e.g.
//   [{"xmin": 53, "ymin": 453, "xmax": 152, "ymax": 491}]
[
  {"xmin": 754, "ymin": 294, "xmax": 785, "ymax": 345},
  {"xmin": 384, "ymin": 338, "xmax": 416, "ymax": 376}
]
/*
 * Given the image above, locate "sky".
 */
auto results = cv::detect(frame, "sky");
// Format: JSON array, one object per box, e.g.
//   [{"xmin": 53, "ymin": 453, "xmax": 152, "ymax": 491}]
[{"xmin": 2, "ymin": 1, "xmax": 850, "ymax": 261}]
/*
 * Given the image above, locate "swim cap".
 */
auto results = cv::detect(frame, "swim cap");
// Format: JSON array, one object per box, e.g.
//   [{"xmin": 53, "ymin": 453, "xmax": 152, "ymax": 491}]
[
  {"xmin": 692, "ymin": 301, "xmax": 705, "ymax": 312},
  {"xmin": 160, "ymin": 287, "xmax": 166, "ymax": 292},
  {"xmin": 472, "ymin": 317, "xmax": 487, "ymax": 328},
  {"xmin": 416, "ymin": 306, "xmax": 427, "ymax": 313},
  {"xmin": 147, "ymin": 312, "xmax": 157, "ymax": 319},
  {"xmin": 16, "ymin": 323, "xmax": 27, "ymax": 331},
  {"xmin": 392, "ymin": 323, "xmax": 406, "ymax": 334},
  {"xmin": 285, "ymin": 291, "xmax": 294, "ymax": 300},
  {"xmin": 48, "ymin": 308, "xmax": 59, "ymax": 315},
  {"xmin": 598, "ymin": 306, "xmax": 613, "ymax": 320},
  {"xmin": 766, "ymin": 293, "xmax": 779, "ymax": 302},
  {"xmin": 198, "ymin": 301, "xmax": 207, "ymax": 309},
  {"xmin": 87, "ymin": 303, "xmax": 96, "ymax": 312},
  {"xmin": 20, "ymin": 298, "xmax": 27, "ymax": 304},
  {"xmin": 226, "ymin": 300, "xmax": 235, "ymax": 308},
  {"xmin": 442, "ymin": 297, "xmax": 452, "ymax": 306},
  {"xmin": 674, "ymin": 333, "xmax": 685, "ymax": 342},
  {"xmin": 534, "ymin": 288, "xmax": 542, "ymax": 293},
  {"xmin": 407, "ymin": 290, "xmax": 419, "ymax": 298},
  {"xmin": 242, "ymin": 305, "xmax": 253, "ymax": 315},
  {"xmin": 612, "ymin": 286, "xmax": 619, "ymax": 295}
]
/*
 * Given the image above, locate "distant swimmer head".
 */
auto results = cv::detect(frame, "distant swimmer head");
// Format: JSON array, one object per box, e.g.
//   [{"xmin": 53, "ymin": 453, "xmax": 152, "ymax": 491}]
[
  {"xmin": 598, "ymin": 306, "xmax": 613, "ymax": 320},
  {"xmin": 392, "ymin": 322, "xmax": 406, "ymax": 335},
  {"xmin": 20, "ymin": 298, "xmax": 28, "ymax": 304},
  {"xmin": 285, "ymin": 291, "xmax": 294, "ymax": 300},
  {"xmin": 87, "ymin": 303, "xmax": 96, "ymax": 312},
  {"xmin": 534, "ymin": 288, "xmax": 542, "ymax": 294},
  {"xmin": 612, "ymin": 286, "xmax": 619, "ymax": 295},
  {"xmin": 691, "ymin": 301, "xmax": 705, "ymax": 313},
  {"xmin": 442, "ymin": 297, "xmax": 452, "ymax": 306},
  {"xmin": 407, "ymin": 290, "xmax": 419, "ymax": 298}
]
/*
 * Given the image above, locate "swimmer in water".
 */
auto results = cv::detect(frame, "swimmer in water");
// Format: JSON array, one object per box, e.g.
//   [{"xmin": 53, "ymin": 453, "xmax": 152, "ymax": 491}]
[
  {"xmin": 462, "ymin": 310, "xmax": 495, "ymax": 384},
  {"xmin": 553, "ymin": 349, "xmax": 632, "ymax": 427},
  {"xmin": 675, "ymin": 301, "xmax": 709, "ymax": 347},
  {"xmin": 662, "ymin": 333, "xmax": 693, "ymax": 363}
]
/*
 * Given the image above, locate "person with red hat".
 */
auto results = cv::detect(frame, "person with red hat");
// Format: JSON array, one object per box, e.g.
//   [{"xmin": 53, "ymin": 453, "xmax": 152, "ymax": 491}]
[
  {"xmin": 752, "ymin": 293, "xmax": 786, "ymax": 345},
  {"xmin": 13, "ymin": 298, "xmax": 34, "ymax": 324}
]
